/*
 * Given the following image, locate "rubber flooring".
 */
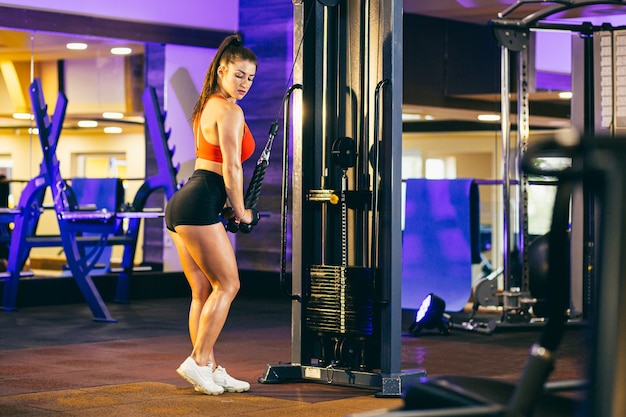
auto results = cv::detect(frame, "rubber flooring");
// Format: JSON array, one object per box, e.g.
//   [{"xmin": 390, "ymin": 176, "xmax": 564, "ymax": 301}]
[{"xmin": 0, "ymin": 292, "xmax": 589, "ymax": 416}]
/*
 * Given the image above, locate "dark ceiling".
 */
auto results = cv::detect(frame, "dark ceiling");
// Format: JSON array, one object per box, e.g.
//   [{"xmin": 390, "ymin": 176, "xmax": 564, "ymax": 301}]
[
  {"xmin": 403, "ymin": 0, "xmax": 626, "ymax": 25},
  {"xmin": 402, "ymin": 0, "xmax": 626, "ymax": 130},
  {"xmin": 403, "ymin": 0, "xmax": 516, "ymax": 25}
]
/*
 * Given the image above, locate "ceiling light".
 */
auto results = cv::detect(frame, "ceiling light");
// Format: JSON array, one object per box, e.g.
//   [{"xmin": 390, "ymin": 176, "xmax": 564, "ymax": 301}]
[
  {"xmin": 558, "ymin": 91, "xmax": 573, "ymax": 99},
  {"xmin": 66, "ymin": 42, "xmax": 88, "ymax": 50},
  {"xmin": 102, "ymin": 112, "xmax": 124, "ymax": 119},
  {"xmin": 477, "ymin": 114, "xmax": 501, "ymax": 122},
  {"xmin": 104, "ymin": 127, "xmax": 123, "ymax": 134},
  {"xmin": 12, "ymin": 112, "xmax": 32, "ymax": 120},
  {"xmin": 78, "ymin": 120, "xmax": 98, "ymax": 128},
  {"xmin": 111, "ymin": 47, "xmax": 132, "ymax": 55},
  {"xmin": 424, "ymin": 115, "xmax": 435, "ymax": 121},
  {"xmin": 402, "ymin": 113, "xmax": 423, "ymax": 122}
]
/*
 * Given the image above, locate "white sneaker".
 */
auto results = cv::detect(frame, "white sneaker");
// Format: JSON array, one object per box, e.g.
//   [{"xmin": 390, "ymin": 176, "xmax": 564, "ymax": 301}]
[
  {"xmin": 212, "ymin": 365, "xmax": 250, "ymax": 392},
  {"xmin": 176, "ymin": 357, "xmax": 224, "ymax": 395}
]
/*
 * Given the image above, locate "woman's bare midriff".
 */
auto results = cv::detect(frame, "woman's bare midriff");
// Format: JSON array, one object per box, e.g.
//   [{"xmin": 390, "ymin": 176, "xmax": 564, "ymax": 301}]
[{"xmin": 195, "ymin": 158, "xmax": 222, "ymax": 176}]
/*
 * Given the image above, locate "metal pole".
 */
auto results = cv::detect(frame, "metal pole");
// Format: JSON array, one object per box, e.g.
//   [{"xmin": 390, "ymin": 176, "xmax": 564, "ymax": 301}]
[
  {"xmin": 501, "ymin": 45, "xmax": 511, "ymax": 292},
  {"xmin": 378, "ymin": 0, "xmax": 404, "ymax": 378},
  {"xmin": 517, "ymin": 47, "xmax": 530, "ymax": 292},
  {"xmin": 291, "ymin": 0, "xmax": 305, "ymax": 367}
]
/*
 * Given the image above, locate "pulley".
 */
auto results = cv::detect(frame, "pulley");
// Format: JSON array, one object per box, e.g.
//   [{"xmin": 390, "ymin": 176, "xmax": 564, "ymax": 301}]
[{"xmin": 331, "ymin": 136, "xmax": 356, "ymax": 170}]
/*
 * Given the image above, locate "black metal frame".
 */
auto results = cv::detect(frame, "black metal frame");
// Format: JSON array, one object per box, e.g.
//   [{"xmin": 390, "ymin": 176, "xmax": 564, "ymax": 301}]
[
  {"xmin": 260, "ymin": 0, "xmax": 424, "ymax": 397},
  {"xmin": 488, "ymin": 0, "xmax": 626, "ymax": 326}
]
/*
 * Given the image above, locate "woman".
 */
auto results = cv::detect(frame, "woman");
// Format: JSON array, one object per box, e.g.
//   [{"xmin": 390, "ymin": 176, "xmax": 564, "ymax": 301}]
[{"xmin": 165, "ymin": 34, "xmax": 258, "ymax": 395}]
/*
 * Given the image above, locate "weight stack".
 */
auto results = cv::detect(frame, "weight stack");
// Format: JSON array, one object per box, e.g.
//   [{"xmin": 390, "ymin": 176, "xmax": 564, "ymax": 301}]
[{"xmin": 305, "ymin": 265, "xmax": 374, "ymax": 336}]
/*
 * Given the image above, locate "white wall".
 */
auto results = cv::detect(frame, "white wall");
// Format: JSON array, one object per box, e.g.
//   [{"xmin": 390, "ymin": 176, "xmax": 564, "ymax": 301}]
[
  {"xmin": 0, "ymin": 0, "xmax": 238, "ymax": 31},
  {"xmin": 164, "ymin": 45, "xmax": 213, "ymax": 177},
  {"xmin": 162, "ymin": 44, "xmax": 216, "ymax": 272},
  {"xmin": 160, "ymin": 43, "xmax": 240, "ymax": 272}
]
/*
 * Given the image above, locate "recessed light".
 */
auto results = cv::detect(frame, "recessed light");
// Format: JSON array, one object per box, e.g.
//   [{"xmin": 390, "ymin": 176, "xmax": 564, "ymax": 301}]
[
  {"xmin": 66, "ymin": 42, "xmax": 88, "ymax": 50},
  {"xmin": 12, "ymin": 112, "xmax": 32, "ymax": 120},
  {"xmin": 477, "ymin": 114, "xmax": 501, "ymax": 122},
  {"xmin": 402, "ymin": 113, "xmax": 423, "ymax": 121},
  {"xmin": 111, "ymin": 47, "xmax": 132, "ymax": 55},
  {"xmin": 78, "ymin": 120, "xmax": 98, "ymax": 128},
  {"xmin": 558, "ymin": 91, "xmax": 573, "ymax": 99},
  {"xmin": 104, "ymin": 127, "xmax": 123, "ymax": 134},
  {"xmin": 102, "ymin": 112, "xmax": 124, "ymax": 119}
]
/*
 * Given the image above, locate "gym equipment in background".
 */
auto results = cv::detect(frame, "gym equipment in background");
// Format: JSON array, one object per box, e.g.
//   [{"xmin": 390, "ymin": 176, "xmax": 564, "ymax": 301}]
[
  {"xmin": 0, "ymin": 79, "xmax": 179, "ymax": 321},
  {"xmin": 460, "ymin": 0, "xmax": 621, "ymax": 333},
  {"xmin": 346, "ymin": 132, "xmax": 589, "ymax": 417}
]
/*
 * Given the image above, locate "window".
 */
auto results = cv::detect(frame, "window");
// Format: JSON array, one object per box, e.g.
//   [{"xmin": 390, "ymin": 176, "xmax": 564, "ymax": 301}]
[
  {"xmin": 425, "ymin": 156, "xmax": 456, "ymax": 179},
  {"xmin": 527, "ymin": 157, "xmax": 571, "ymax": 236},
  {"xmin": 0, "ymin": 155, "xmax": 13, "ymax": 208},
  {"xmin": 72, "ymin": 153, "xmax": 127, "ymax": 179}
]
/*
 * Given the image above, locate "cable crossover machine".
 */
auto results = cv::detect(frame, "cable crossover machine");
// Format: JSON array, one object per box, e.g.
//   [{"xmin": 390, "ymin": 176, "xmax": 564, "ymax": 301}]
[
  {"xmin": 462, "ymin": 0, "xmax": 626, "ymax": 334},
  {"xmin": 258, "ymin": 0, "xmax": 425, "ymax": 397},
  {"xmin": 345, "ymin": 1, "xmax": 626, "ymax": 416}
]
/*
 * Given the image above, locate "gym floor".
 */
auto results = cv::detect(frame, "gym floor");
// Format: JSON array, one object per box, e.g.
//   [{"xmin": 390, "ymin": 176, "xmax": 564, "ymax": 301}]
[{"xmin": 0, "ymin": 276, "xmax": 588, "ymax": 417}]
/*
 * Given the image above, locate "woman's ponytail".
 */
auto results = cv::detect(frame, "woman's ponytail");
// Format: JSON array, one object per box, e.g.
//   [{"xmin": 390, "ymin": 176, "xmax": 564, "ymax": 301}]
[{"xmin": 192, "ymin": 34, "xmax": 257, "ymax": 122}]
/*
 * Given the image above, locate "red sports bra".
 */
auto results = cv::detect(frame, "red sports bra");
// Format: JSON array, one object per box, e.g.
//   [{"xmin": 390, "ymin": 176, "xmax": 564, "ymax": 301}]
[{"xmin": 195, "ymin": 95, "xmax": 255, "ymax": 163}]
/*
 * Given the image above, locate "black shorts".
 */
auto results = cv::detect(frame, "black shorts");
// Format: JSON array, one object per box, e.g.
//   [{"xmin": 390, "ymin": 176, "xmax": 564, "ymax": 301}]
[{"xmin": 165, "ymin": 170, "xmax": 227, "ymax": 232}]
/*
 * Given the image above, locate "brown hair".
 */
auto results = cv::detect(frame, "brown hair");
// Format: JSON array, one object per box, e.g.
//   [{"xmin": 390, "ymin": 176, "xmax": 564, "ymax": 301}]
[{"xmin": 191, "ymin": 34, "xmax": 258, "ymax": 122}]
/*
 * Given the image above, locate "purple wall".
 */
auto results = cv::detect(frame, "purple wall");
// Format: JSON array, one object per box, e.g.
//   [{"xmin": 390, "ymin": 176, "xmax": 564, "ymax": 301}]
[{"xmin": 237, "ymin": 0, "xmax": 294, "ymax": 272}]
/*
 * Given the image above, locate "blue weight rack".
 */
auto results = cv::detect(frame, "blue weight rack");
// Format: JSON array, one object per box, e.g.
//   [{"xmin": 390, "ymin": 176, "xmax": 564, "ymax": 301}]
[{"xmin": 0, "ymin": 79, "xmax": 179, "ymax": 322}]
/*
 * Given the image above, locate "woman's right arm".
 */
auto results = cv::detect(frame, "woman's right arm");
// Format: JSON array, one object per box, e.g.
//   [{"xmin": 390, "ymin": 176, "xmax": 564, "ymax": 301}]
[{"xmin": 215, "ymin": 103, "xmax": 254, "ymax": 225}]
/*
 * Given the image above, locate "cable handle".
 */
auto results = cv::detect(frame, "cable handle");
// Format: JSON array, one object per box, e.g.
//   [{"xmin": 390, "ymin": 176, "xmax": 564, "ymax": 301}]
[
  {"xmin": 223, "ymin": 121, "xmax": 278, "ymax": 234},
  {"xmin": 371, "ymin": 79, "xmax": 389, "ymax": 305},
  {"xmin": 279, "ymin": 84, "xmax": 303, "ymax": 301}
]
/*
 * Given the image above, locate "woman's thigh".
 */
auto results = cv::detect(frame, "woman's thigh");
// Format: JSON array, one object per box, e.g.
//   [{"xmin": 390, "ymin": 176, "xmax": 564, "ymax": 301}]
[{"xmin": 175, "ymin": 224, "xmax": 239, "ymax": 291}]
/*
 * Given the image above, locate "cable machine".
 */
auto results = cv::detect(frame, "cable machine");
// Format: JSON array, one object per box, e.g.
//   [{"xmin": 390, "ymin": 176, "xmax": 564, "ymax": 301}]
[
  {"xmin": 259, "ymin": 0, "xmax": 425, "ymax": 396},
  {"xmin": 466, "ymin": 0, "xmax": 626, "ymax": 329},
  {"xmin": 347, "ymin": 2, "xmax": 626, "ymax": 415}
]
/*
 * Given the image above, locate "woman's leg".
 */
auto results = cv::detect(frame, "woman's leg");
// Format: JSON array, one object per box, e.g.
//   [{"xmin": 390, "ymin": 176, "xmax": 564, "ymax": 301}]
[
  {"xmin": 171, "ymin": 223, "xmax": 249, "ymax": 393},
  {"xmin": 168, "ymin": 230, "xmax": 212, "ymax": 348},
  {"xmin": 174, "ymin": 223, "xmax": 240, "ymax": 368}
]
